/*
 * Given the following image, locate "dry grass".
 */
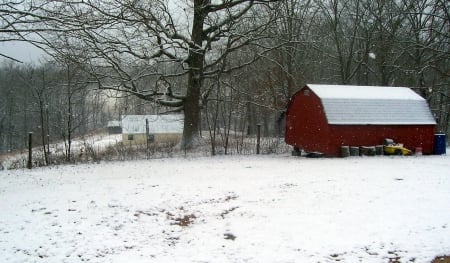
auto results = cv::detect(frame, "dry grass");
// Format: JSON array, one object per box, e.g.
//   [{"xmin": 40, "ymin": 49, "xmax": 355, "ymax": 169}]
[{"xmin": 432, "ymin": 256, "xmax": 450, "ymax": 263}]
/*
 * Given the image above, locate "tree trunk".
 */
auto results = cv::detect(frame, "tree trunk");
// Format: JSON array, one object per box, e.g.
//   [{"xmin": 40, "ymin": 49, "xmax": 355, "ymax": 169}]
[
  {"xmin": 39, "ymin": 101, "xmax": 48, "ymax": 165},
  {"xmin": 66, "ymin": 64, "xmax": 72, "ymax": 162},
  {"xmin": 180, "ymin": 0, "xmax": 207, "ymax": 149},
  {"xmin": 181, "ymin": 69, "xmax": 202, "ymax": 149}
]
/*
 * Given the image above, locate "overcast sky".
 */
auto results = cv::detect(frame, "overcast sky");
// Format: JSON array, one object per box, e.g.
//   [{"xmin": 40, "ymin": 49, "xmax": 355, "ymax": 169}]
[{"xmin": 0, "ymin": 41, "xmax": 46, "ymax": 64}]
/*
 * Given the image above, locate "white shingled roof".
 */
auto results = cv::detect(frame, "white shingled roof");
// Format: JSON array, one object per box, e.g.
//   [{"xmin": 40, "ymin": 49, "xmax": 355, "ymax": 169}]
[
  {"xmin": 306, "ymin": 84, "xmax": 436, "ymax": 125},
  {"xmin": 121, "ymin": 115, "xmax": 184, "ymax": 134}
]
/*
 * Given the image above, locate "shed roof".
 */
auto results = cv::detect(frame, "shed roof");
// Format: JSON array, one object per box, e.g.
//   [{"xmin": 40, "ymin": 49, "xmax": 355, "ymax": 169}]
[
  {"xmin": 306, "ymin": 84, "xmax": 436, "ymax": 125},
  {"xmin": 107, "ymin": 120, "xmax": 121, "ymax": 127},
  {"xmin": 121, "ymin": 114, "xmax": 184, "ymax": 134}
]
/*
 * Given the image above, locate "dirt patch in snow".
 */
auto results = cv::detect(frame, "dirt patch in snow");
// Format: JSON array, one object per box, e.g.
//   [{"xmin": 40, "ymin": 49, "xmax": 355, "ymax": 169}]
[{"xmin": 432, "ymin": 255, "xmax": 450, "ymax": 263}]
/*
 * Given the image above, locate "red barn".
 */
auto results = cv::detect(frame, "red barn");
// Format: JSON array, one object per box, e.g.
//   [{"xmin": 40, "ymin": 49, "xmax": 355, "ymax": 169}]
[{"xmin": 285, "ymin": 84, "xmax": 436, "ymax": 156}]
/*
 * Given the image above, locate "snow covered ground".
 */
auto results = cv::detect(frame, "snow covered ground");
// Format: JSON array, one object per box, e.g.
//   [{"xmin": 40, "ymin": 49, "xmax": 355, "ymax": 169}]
[{"xmin": 1, "ymin": 153, "xmax": 449, "ymax": 262}]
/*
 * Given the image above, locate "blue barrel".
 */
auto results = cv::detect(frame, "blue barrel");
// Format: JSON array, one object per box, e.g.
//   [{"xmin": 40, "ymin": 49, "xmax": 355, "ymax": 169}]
[{"xmin": 434, "ymin": 134, "xmax": 446, "ymax": 155}]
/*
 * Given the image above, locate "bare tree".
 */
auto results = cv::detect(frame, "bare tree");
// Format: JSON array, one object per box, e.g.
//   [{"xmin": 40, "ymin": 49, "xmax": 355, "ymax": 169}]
[
  {"xmin": 8, "ymin": 0, "xmax": 281, "ymax": 149},
  {"xmin": 0, "ymin": 62, "xmax": 34, "ymax": 152},
  {"xmin": 267, "ymin": 0, "xmax": 317, "ymax": 98},
  {"xmin": 56, "ymin": 61, "xmax": 89, "ymax": 162},
  {"xmin": 20, "ymin": 63, "xmax": 57, "ymax": 165},
  {"xmin": 0, "ymin": 1, "xmax": 56, "ymax": 62},
  {"xmin": 316, "ymin": 0, "xmax": 366, "ymax": 84}
]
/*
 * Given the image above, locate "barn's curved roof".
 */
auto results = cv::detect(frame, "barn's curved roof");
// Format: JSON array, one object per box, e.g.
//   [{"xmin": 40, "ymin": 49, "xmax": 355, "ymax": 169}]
[{"xmin": 306, "ymin": 84, "xmax": 436, "ymax": 125}]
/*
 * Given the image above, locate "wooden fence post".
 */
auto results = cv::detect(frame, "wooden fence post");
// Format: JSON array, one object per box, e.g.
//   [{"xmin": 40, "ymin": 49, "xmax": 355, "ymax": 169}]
[
  {"xmin": 27, "ymin": 132, "xmax": 33, "ymax": 169},
  {"xmin": 146, "ymin": 118, "xmax": 150, "ymax": 159},
  {"xmin": 256, "ymin": 124, "xmax": 261, "ymax": 154}
]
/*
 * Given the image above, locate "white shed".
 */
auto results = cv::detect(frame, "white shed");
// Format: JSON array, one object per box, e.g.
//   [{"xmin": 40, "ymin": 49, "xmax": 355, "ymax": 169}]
[{"xmin": 121, "ymin": 114, "xmax": 184, "ymax": 145}]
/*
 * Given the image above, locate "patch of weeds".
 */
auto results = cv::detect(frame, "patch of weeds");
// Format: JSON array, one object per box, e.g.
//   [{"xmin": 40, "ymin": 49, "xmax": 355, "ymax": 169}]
[
  {"xmin": 224, "ymin": 233, "xmax": 236, "ymax": 240},
  {"xmin": 432, "ymin": 256, "xmax": 450, "ymax": 263},
  {"xmin": 363, "ymin": 246, "xmax": 378, "ymax": 256},
  {"xmin": 134, "ymin": 210, "xmax": 158, "ymax": 217},
  {"xmin": 203, "ymin": 192, "xmax": 238, "ymax": 204},
  {"xmin": 224, "ymin": 192, "xmax": 238, "ymax": 202},
  {"xmin": 220, "ymin": 206, "xmax": 239, "ymax": 219},
  {"xmin": 387, "ymin": 251, "xmax": 401, "ymax": 263},
  {"xmin": 168, "ymin": 212, "xmax": 197, "ymax": 227},
  {"xmin": 166, "ymin": 236, "xmax": 180, "ymax": 246},
  {"xmin": 385, "ymin": 250, "xmax": 418, "ymax": 263},
  {"xmin": 329, "ymin": 253, "xmax": 346, "ymax": 262}
]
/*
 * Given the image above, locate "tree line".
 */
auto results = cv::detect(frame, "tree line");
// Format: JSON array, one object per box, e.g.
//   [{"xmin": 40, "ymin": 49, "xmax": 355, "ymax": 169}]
[
  {"xmin": 0, "ymin": 61, "xmax": 113, "ymax": 160},
  {"xmin": 1, "ymin": 0, "xmax": 449, "ymax": 157}
]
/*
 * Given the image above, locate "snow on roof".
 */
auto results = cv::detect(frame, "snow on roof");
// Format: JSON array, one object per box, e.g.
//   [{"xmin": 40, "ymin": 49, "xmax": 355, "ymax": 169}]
[
  {"xmin": 121, "ymin": 114, "xmax": 184, "ymax": 134},
  {"xmin": 307, "ymin": 84, "xmax": 424, "ymax": 100},
  {"xmin": 107, "ymin": 121, "xmax": 121, "ymax": 127},
  {"xmin": 306, "ymin": 84, "xmax": 436, "ymax": 125}
]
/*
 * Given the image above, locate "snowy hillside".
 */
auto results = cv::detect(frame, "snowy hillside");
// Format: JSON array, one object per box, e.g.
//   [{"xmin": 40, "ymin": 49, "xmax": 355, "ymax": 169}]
[{"xmin": 1, "ymin": 154, "xmax": 449, "ymax": 262}]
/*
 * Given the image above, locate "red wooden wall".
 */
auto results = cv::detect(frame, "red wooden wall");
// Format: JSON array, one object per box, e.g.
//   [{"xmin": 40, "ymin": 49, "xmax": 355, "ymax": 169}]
[
  {"xmin": 328, "ymin": 125, "xmax": 435, "ymax": 156},
  {"xmin": 285, "ymin": 87, "xmax": 330, "ymax": 153}
]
